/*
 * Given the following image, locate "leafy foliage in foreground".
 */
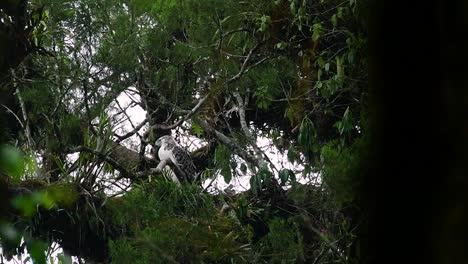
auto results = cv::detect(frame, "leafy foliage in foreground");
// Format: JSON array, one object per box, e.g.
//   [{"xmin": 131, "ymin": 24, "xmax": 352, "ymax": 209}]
[
  {"xmin": 108, "ymin": 181, "xmax": 250, "ymax": 263},
  {"xmin": 106, "ymin": 178, "xmax": 354, "ymax": 264}
]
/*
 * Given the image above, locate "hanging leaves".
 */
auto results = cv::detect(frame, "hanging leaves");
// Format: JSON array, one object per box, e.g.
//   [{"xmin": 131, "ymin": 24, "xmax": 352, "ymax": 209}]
[
  {"xmin": 297, "ymin": 117, "xmax": 320, "ymax": 162},
  {"xmin": 250, "ymin": 165, "xmax": 273, "ymax": 196},
  {"xmin": 334, "ymin": 106, "xmax": 354, "ymax": 136},
  {"xmin": 278, "ymin": 168, "xmax": 296, "ymax": 186}
]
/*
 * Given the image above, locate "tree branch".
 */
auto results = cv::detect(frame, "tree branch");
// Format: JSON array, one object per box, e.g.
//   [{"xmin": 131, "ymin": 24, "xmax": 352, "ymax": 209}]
[
  {"xmin": 115, "ymin": 118, "xmax": 148, "ymax": 143},
  {"xmin": 227, "ymin": 42, "xmax": 270, "ymax": 84},
  {"xmin": 144, "ymin": 95, "xmax": 209, "ymax": 137},
  {"xmin": 196, "ymin": 118, "xmax": 259, "ymax": 168},
  {"xmin": 233, "ymin": 91, "xmax": 267, "ymax": 167},
  {"xmin": 71, "ymin": 146, "xmax": 131, "ymax": 178}
]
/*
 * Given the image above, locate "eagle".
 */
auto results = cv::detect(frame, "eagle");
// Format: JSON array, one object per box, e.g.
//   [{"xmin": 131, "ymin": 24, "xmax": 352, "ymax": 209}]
[{"xmin": 154, "ymin": 135, "xmax": 197, "ymax": 184}]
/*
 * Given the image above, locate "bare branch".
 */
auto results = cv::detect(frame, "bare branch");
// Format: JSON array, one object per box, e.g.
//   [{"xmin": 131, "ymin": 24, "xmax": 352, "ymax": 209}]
[
  {"xmin": 115, "ymin": 118, "xmax": 148, "ymax": 143},
  {"xmin": 71, "ymin": 146, "xmax": 131, "ymax": 178},
  {"xmin": 233, "ymin": 91, "xmax": 275, "ymax": 171},
  {"xmin": 1, "ymin": 104, "xmax": 24, "ymax": 128},
  {"xmin": 16, "ymin": 88, "xmax": 34, "ymax": 148},
  {"xmin": 226, "ymin": 41, "xmax": 271, "ymax": 85}
]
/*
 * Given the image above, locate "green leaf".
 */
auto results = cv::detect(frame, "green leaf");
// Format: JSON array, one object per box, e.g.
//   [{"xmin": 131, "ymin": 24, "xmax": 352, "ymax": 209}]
[
  {"xmin": 0, "ymin": 224, "xmax": 19, "ymax": 242},
  {"xmin": 347, "ymin": 49, "xmax": 355, "ymax": 64},
  {"xmin": 331, "ymin": 14, "xmax": 337, "ymax": 27},
  {"xmin": 258, "ymin": 15, "xmax": 271, "ymax": 32},
  {"xmin": 316, "ymin": 56, "xmax": 325, "ymax": 67},
  {"xmin": 335, "ymin": 106, "xmax": 353, "ymax": 136},
  {"xmin": 275, "ymin": 42, "xmax": 288, "ymax": 50},
  {"xmin": 12, "ymin": 194, "xmax": 38, "ymax": 217},
  {"xmin": 302, "ymin": 165, "xmax": 312, "ymax": 177},
  {"xmin": 222, "ymin": 167, "xmax": 232, "ymax": 183},
  {"xmin": 57, "ymin": 253, "xmax": 73, "ymax": 264},
  {"xmin": 289, "ymin": 171, "xmax": 297, "ymax": 184},
  {"xmin": 26, "ymin": 240, "xmax": 47, "ymax": 264},
  {"xmin": 249, "ymin": 174, "xmax": 258, "ymax": 196},
  {"xmin": 312, "ymin": 23, "xmax": 322, "ymax": 41},
  {"xmin": 279, "ymin": 169, "xmax": 294, "ymax": 185},
  {"xmin": 191, "ymin": 121, "xmax": 204, "ymax": 137},
  {"xmin": 258, "ymin": 165, "xmax": 273, "ymax": 187},
  {"xmin": 287, "ymin": 146, "xmax": 298, "ymax": 163},
  {"xmin": 0, "ymin": 145, "xmax": 25, "ymax": 181},
  {"xmin": 338, "ymin": 7, "xmax": 344, "ymax": 18},
  {"xmin": 298, "ymin": 117, "xmax": 318, "ymax": 160}
]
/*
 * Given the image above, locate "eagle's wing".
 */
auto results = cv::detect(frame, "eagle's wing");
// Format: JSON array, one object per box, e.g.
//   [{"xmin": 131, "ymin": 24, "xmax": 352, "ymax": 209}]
[{"xmin": 172, "ymin": 145, "xmax": 197, "ymax": 183}]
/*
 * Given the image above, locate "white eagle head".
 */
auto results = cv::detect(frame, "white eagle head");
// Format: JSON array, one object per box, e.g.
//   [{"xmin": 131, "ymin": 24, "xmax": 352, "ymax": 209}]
[{"xmin": 154, "ymin": 135, "xmax": 175, "ymax": 147}]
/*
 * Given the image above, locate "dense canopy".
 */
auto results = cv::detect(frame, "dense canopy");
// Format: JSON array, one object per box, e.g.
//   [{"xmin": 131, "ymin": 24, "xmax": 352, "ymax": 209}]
[{"xmin": 0, "ymin": 0, "xmax": 369, "ymax": 263}]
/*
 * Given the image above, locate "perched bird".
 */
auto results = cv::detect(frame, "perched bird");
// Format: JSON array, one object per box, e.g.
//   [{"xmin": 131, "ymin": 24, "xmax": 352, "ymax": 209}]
[{"xmin": 154, "ymin": 135, "xmax": 197, "ymax": 183}]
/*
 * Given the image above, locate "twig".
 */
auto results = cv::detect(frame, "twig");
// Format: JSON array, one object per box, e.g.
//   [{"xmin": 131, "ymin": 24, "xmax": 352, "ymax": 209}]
[
  {"xmin": 1, "ymin": 104, "xmax": 24, "ymax": 128},
  {"xmin": 15, "ymin": 87, "xmax": 35, "ymax": 148},
  {"xmin": 115, "ymin": 118, "xmax": 148, "ymax": 143},
  {"xmin": 227, "ymin": 42, "xmax": 262, "ymax": 83},
  {"xmin": 71, "ymin": 146, "xmax": 130, "ymax": 177},
  {"xmin": 144, "ymin": 94, "xmax": 209, "ymax": 136},
  {"xmin": 202, "ymin": 174, "xmax": 218, "ymax": 192}
]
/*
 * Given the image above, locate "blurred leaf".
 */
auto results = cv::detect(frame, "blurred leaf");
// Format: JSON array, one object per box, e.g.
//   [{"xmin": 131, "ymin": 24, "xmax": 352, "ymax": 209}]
[
  {"xmin": 47, "ymin": 184, "xmax": 77, "ymax": 206},
  {"xmin": 257, "ymin": 15, "xmax": 271, "ymax": 32},
  {"xmin": 57, "ymin": 253, "xmax": 73, "ymax": 264},
  {"xmin": 331, "ymin": 14, "xmax": 337, "ymax": 27},
  {"xmin": 347, "ymin": 49, "xmax": 355, "ymax": 64},
  {"xmin": 279, "ymin": 169, "xmax": 294, "ymax": 185},
  {"xmin": 12, "ymin": 195, "xmax": 36, "ymax": 217},
  {"xmin": 0, "ymin": 224, "xmax": 19, "ymax": 242},
  {"xmin": 249, "ymin": 174, "xmax": 259, "ymax": 196},
  {"xmin": 275, "ymin": 42, "xmax": 288, "ymax": 50},
  {"xmin": 287, "ymin": 146, "xmax": 298, "ymax": 164},
  {"xmin": 0, "ymin": 145, "xmax": 25, "ymax": 181},
  {"xmin": 334, "ymin": 106, "xmax": 353, "ymax": 136},
  {"xmin": 337, "ymin": 7, "xmax": 344, "ymax": 18},
  {"xmin": 290, "ymin": 171, "xmax": 297, "ymax": 184},
  {"xmin": 26, "ymin": 240, "xmax": 47, "ymax": 264},
  {"xmin": 312, "ymin": 23, "xmax": 323, "ymax": 41},
  {"xmin": 302, "ymin": 165, "xmax": 312, "ymax": 177}
]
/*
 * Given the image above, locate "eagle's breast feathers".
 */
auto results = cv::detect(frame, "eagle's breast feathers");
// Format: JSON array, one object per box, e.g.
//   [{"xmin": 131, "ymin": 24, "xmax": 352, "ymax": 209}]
[{"xmin": 155, "ymin": 135, "xmax": 197, "ymax": 183}]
